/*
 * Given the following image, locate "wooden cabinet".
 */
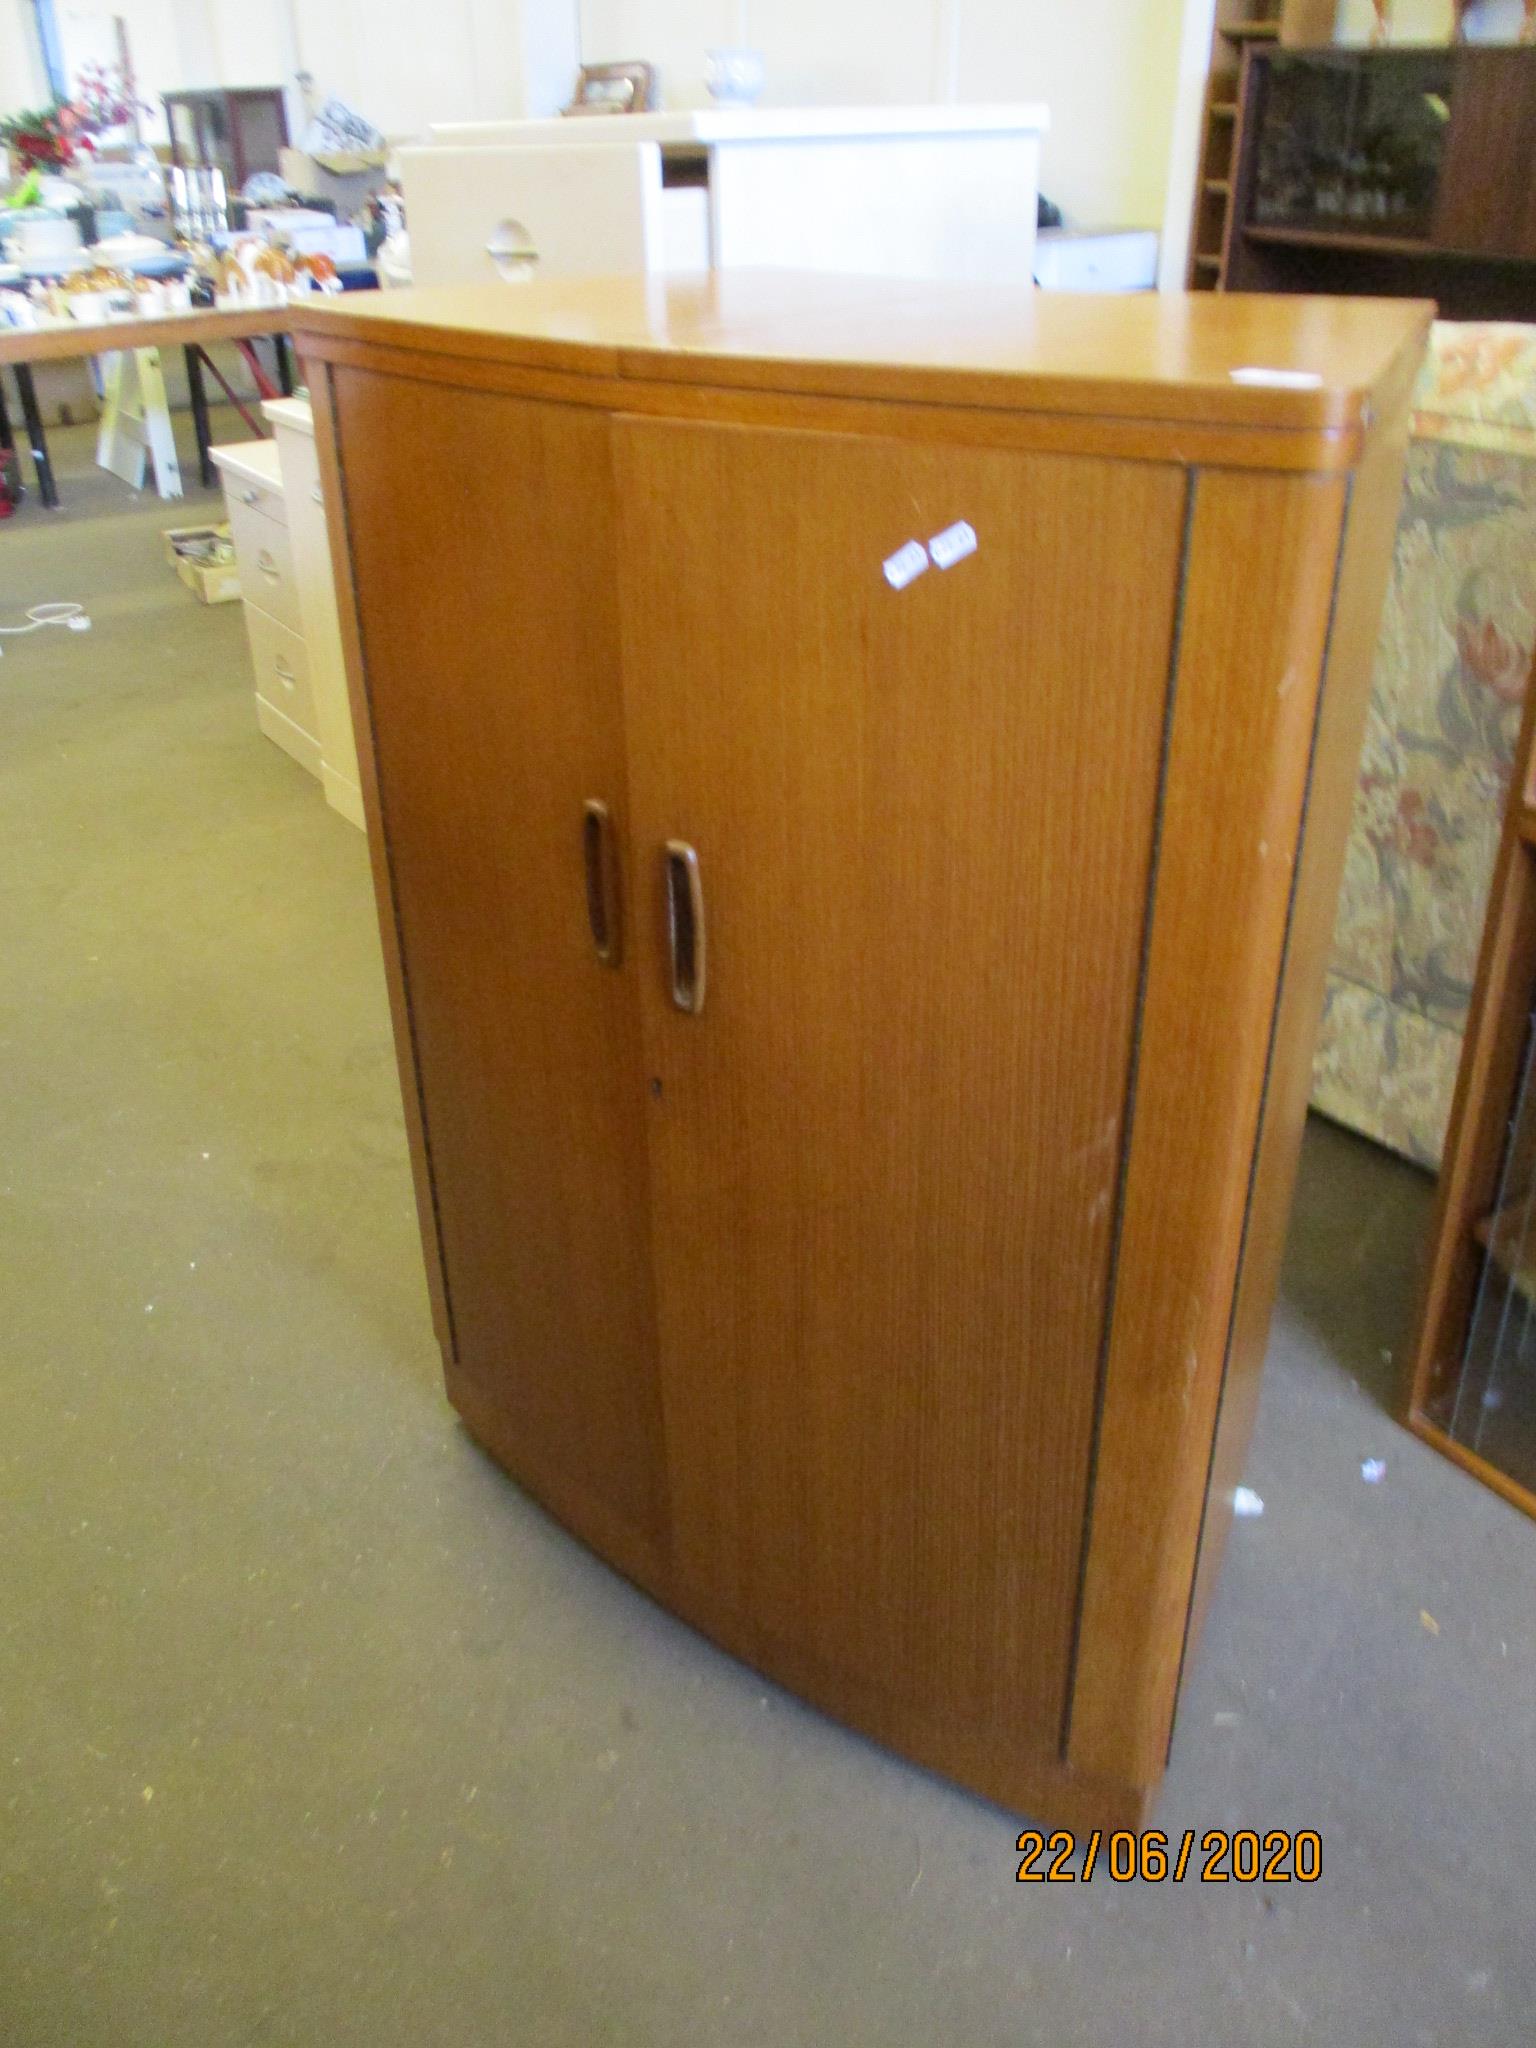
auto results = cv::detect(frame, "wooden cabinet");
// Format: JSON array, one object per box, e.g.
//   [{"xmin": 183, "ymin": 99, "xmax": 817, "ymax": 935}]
[
  {"xmin": 1223, "ymin": 47, "xmax": 1536, "ymax": 318},
  {"xmin": 164, "ymin": 87, "xmax": 289, "ymax": 192},
  {"xmin": 295, "ymin": 274, "xmax": 1428, "ymax": 1826}
]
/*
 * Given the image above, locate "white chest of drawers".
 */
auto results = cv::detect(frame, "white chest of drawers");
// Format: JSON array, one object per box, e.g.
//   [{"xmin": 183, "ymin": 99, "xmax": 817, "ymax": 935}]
[{"xmin": 212, "ymin": 408, "xmax": 363, "ymax": 830}]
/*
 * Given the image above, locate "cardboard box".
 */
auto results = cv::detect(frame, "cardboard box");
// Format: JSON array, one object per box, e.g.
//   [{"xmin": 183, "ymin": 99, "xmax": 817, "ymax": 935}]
[{"xmin": 162, "ymin": 522, "xmax": 241, "ymax": 605}]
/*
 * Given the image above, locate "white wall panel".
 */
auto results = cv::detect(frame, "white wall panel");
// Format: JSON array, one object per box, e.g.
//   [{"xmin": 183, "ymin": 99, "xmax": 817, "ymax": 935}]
[
  {"xmin": 0, "ymin": 0, "xmax": 44, "ymax": 103},
  {"xmin": 580, "ymin": 0, "xmax": 932, "ymax": 108},
  {"xmin": 578, "ymin": 0, "xmax": 1184, "ymax": 227}
]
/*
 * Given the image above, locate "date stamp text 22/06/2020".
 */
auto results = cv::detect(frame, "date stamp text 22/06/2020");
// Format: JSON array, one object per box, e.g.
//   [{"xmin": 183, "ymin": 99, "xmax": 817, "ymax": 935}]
[{"xmin": 1016, "ymin": 1829, "xmax": 1321, "ymax": 1884}]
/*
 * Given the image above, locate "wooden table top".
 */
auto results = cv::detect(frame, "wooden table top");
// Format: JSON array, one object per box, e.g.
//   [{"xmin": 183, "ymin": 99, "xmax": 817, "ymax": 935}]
[
  {"xmin": 292, "ymin": 271, "xmax": 1434, "ymax": 441},
  {"xmin": 0, "ymin": 304, "xmax": 292, "ymax": 369}
]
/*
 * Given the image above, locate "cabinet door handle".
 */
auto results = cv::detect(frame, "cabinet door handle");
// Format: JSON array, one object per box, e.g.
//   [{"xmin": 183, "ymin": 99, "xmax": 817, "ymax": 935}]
[
  {"xmin": 664, "ymin": 840, "xmax": 706, "ymax": 1015},
  {"xmin": 582, "ymin": 798, "xmax": 622, "ymax": 967}
]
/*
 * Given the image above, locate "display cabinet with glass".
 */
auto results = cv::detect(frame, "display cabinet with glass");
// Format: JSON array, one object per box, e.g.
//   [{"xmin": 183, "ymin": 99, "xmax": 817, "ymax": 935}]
[
  {"xmin": 1223, "ymin": 47, "xmax": 1536, "ymax": 318},
  {"xmin": 163, "ymin": 88, "xmax": 288, "ymax": 195},
  {"xmin": 1409, "ymin": 684, "xmax": 1536, "ymax": 1519},
  {"xmin": 1250, "ymin": 51, "xmax": 1454, "ymax": 240}
]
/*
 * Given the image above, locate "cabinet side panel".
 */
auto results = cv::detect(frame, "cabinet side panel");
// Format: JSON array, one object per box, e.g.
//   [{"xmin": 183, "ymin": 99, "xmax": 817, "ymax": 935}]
[
  {"xmin": 1184, "ymin": 379, "xmax": 1415, "ymax": 1672},
  {"xmin": 1069, "ymin": 466, "xmax": 1348, "ymax": 1792},
  {"xmin": 304, "ymin": 357, "xmax": 456, "ymax": 1363}
]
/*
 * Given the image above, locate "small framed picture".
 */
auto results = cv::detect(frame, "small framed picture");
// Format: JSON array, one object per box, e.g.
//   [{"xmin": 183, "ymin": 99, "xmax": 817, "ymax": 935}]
[{"xmin": 563, "ymin": 62, "xmax": 659, "ymax": 117}]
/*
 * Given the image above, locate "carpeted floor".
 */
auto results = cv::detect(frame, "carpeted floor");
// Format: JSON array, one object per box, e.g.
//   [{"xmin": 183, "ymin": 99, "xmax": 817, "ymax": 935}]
[{"xmin": 2, "ymin": 419, "xmax": 1534, "ymax": 2047}]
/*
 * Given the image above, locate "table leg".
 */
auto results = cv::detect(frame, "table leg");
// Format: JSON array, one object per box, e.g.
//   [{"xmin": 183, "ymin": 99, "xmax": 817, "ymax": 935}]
[
  {"xmin": 14, "ymin": 365, "xmax": 58, "ymax": 509},
  {"xmin": 185, "ymin": 344, "xmax": 215, "ymax": 487},
  {"xmin": 0, "ymin": 374, "xmax": 17, "ymax": 505}
]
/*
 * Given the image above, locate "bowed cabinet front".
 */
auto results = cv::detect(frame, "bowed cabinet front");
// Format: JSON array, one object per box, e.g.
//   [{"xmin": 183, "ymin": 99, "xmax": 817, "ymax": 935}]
[{"xmin": 306, "ymin": 280, "xmax": 1424, "ymax": 1826}]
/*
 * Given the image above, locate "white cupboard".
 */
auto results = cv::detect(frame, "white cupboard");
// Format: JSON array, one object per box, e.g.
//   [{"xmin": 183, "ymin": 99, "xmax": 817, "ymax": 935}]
[{"xmin": 212, "ymin": 403, "xmax": 364, "ymax": 831}]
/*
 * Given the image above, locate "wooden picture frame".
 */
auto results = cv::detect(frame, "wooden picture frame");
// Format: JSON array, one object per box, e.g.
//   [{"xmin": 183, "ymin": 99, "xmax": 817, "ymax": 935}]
[{"xmin": 562, "ymin": 62, "xmax": 659, "ymax": 118}]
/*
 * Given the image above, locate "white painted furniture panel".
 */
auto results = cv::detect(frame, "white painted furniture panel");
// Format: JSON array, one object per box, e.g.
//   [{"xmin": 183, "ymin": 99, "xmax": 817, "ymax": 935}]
[
  {"xmin": 708, "ymin": 132, "xmax": 1041, "ymax": 284},
  {"xmin": 212, "ymin": 425, "xmax": 362, "ymax": 827},
  {"xmin": 264, "ymin": 398, "xmax": 365, "ymax": 831},
  {"xmin": 428, "ymin": 106, "xmax": 1050, "ymax": 146},
  {"xmin": 245, "ymin": 606, "xmax": 320, "ymax": 771},
  {"xmin": 1033, "ymin": 227, "xmax": 1159, "ymax": 292},
  {"xmin": 221, "ymin": 455, "xmax": 287, "ymax": 530},
  {"xmin": 213, "ymin": 438, "xmax": 320, "ymax": 778},
  {"xmin": 400, "ymin": 142, "xmax": 669, "ymax": 290},
  {"xmin": 411, "ymin": 107, "xmax": 1047, "ymax": 288},
  {"xmin": 227, "ymin": 497, "xmax": 302, "ymax": 636}
]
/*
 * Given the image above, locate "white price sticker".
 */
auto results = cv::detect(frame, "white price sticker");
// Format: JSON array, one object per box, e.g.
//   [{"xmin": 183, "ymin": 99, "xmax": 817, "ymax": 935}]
[
  {"xmin": 928, "ymin": 520, "xmax": 978, "ymax": 570},
  {"xmin": 1230, "ymin": 366, "xmax": 1323, "ymax": 390},
  {"xmin": 882, "ymin": 539, "xmax": 929, "ymax": 591}
]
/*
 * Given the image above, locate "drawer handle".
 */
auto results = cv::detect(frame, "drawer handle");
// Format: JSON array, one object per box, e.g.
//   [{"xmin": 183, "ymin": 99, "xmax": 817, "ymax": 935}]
[
  {"xmin": 582, "ymin": 798, "xmax": 622, "ymax": 967},
  {"xmin": 664, "ymin": 840, "xmax": 705, "ymax": 1015},
  {"xmin": 485, "ymin": 218, "xmax": 540, "ymax": 279},
  {"xmin": 256, "ymin": 550, "xmax": 280, "ymax": 579},
  {"xmin": 240, "ymin": 486, "xmax": 261, "ymax": 504},
  {"xmin": 273, "ymin": 658, "xmax": 295, "ymax": 690},
  {"xmin": 311, "ymin": 483, "xmax": 324, "ymax": 504}
]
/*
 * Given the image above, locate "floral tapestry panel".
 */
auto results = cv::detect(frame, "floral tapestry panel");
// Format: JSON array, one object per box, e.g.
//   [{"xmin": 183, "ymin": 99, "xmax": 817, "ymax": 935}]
[{"xmin": 1312, "ymin": 322, "xmax": 1536, "ymax": 1170}]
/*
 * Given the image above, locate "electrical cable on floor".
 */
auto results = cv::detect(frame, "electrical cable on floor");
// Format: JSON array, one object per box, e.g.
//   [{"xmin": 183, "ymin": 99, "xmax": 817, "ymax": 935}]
[{"xmin": 0, "ymin": 602, "xmax": 92, "ymax": 655}]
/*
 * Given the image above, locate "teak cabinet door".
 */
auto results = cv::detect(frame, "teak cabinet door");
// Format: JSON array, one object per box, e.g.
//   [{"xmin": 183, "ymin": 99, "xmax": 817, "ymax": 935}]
[
  {"xmin": 615, "ymin": 419, "xmax": 1187, "ymax": 1756},
  {"xmin": 333, "ymin": 371, "xmax": 667, "ymax": 1558}
]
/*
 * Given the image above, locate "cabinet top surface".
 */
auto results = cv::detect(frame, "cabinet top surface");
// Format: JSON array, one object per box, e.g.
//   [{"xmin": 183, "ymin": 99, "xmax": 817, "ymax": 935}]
[
  {"xmin": 424, "ymin": 104, "xmax": 1051, "ymax": 146},
  {"xmin": 261, "ymin": 395, "xmax": 315, "ymax": 437},
  {"xmin": 294, "ymin": 271, "xmax": 1430, "ymax": 442},
  {"xmin": 209, "ymin": 436, "xmax": 283, "ymax": 490}
]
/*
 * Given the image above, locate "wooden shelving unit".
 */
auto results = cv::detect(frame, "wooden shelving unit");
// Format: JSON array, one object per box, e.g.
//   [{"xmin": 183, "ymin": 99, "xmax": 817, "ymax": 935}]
[
  {"xmin": 1218, "ymin": 46, "xmax": 1536, "ymax": 318},
  {"xmin": 1243, "ymin": 224, "xmax": 1439, "ymax": 258},
  {"xmin": 1185, "ymin": 2, "xmax": 1285, "ymax": 290}
]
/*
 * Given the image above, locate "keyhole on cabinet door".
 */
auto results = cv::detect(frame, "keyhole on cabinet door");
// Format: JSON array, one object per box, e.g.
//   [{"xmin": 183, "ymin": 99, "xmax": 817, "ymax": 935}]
[{"xmin": 650, "ymin": 1076, "xmax": 663, "ymax": 1101}]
